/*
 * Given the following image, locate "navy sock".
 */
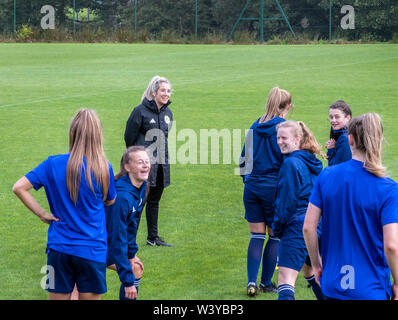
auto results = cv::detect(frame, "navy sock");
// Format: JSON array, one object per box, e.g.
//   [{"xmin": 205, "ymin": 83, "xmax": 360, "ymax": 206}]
[
  {"xmin": 278, "ymin": 284, "xmax": 295, "ymax": 300},
  {"xmin": 305, "ymin": 275, "xmax": 324, "ymax": 300},
  {"xmin": 247, "ymin": 233, "xmax": 265, "ymax": 286},
  {"xmin": 260, "ymin": 236, "xmax": 279, "ymax": 287},
  {"xmin": 134, "ymin": 278, "xmax": 141, "ymax": 297}
]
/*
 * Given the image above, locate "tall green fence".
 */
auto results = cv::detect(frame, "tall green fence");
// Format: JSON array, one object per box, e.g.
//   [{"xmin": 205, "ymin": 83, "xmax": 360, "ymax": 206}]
[{"xmin": 0, "ymin": 0, "xmax": 397, "ymax": 42}]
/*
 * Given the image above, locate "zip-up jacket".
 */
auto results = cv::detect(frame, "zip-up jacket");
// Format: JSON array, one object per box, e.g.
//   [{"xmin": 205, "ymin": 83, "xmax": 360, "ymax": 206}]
[
  {"xmin": 272, "ymin": 150, "xmax": 323, "ymax": 238},
  {"xmin": 240, "ymin": 117, "xmax": 285, "ymax": 182},
  {"xmin": 105, "ymin": 175, "xmax": 147, "ymax": 287},
  {"xmin": 327, "ymin": 127, "xmax": 352, "ymax": 166},
  {"xmin": 124, "ymin": 98, "xmax": 173, "ymax": 187}
]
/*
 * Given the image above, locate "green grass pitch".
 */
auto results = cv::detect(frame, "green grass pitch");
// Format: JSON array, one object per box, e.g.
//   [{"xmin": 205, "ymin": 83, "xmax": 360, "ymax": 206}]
[{"xmin": 0, "ymin": 43, "xmax": 397, "ymax": 300}]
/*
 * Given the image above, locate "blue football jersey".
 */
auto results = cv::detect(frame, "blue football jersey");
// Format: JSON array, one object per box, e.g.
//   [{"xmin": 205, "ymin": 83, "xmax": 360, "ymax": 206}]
[{"xmin": 310, "ymin": 159, "xmax": 398, "ymax": 299}]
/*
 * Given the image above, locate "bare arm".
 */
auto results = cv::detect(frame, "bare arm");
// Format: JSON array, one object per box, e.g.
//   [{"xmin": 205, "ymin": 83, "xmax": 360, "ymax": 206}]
[
  {"xmin": 104, "ymin": 197, "xmax": 116, "ymax": 206},
  {"xmin": 383, "ymin": 223, "xmax": 398, "ymax": 300},
  {"xmin": 12, "ymin": 176, "xmax": 58, "ymax": 224},
  {"xmin": 303, "ymin": 203, "xmax": 323, "ymax": 283}
]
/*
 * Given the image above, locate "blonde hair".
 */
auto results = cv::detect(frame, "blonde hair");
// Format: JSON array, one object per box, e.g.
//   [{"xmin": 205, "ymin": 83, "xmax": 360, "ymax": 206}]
[
  {"xmin": 260, "ymin": 87, "xmax": 292, "ymax": 123},
  {"xmin": 141, "ymin": 75, "xmax": 171, "ymax": 102},
  {"xmin": 348, "ymin": 113, "xmax": 386, "ymax": 177},
  {"xmin": 277, "ymin": 120, "xmax": 326, "ymax": 159},
  {"xmin": 67, "ymin": 108, "xmax": 110, "ymax": 204}
]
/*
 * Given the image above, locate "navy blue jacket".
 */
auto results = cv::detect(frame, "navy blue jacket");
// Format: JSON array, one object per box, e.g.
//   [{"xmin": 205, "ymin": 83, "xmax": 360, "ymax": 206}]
[
  {"xmin": 240, "ymin": 117, "xmax": 285, "ymax": 182},
  {"xmin": 272, "ymin": 150, "xmax": 323, "ymax": 238},
  {"xmin": 105, "ymin": 175, "xmax": 147, "ymax": 287},
  {"xmin": 327, "ymin": 127, "xmax": 352, "ymax": 166}
]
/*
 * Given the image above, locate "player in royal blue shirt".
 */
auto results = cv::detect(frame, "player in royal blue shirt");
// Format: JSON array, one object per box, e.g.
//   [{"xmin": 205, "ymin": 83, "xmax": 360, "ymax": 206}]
[
  {"xmin": 273, "ymin": 120, "xmax": 325, "ymax": 300},
  {"xmin": 106, "ymin": 146, "xmax": 150, "ymax": 300},
  {"xmin": 240, "ymin": 87, "xmax": 293, "ymax": 296},
  {"xmin": 13, "ymin": 109, "xmax": 116, "ymax": 300},
  {"xmin": 304, "ymin": 113, "xmax": 398, "ymax": 300},
  {"xmin": 325, "ymin": 100, "xmax": 352, "ymax": 166}
]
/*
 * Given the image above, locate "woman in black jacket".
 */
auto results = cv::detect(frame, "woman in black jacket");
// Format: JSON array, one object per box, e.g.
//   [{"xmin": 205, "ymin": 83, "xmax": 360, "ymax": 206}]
[{"xmin": 124, "ymin": 75, "xmax": 174, "ymax": 247}]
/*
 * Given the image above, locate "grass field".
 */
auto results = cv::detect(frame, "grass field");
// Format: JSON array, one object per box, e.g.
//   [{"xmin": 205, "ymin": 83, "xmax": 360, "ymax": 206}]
[{"xmin": 0, "ymin": 43, "xmax": 397, "ymax": 300}]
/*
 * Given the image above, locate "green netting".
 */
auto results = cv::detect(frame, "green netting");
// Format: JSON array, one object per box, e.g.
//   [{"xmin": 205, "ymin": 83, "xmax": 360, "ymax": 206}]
[{"xmin": 0, "ymin": 0, "xmax": 397, "ymax": 42}]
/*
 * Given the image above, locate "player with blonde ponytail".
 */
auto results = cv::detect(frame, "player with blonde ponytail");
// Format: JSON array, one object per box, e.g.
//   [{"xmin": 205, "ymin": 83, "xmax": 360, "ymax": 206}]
[
  {"xmin": 240, "ymin": 87, "xmax": 293, "ymax": 297},
  {"xmin": 304, "ymin": 113, "xmax": 398, "ymax": 300},
  {"xmin": 13, "ymin": 108, "xmax": 116, "ymax": 300},
  {"xmin": 272, "ymin": 120, "xmax": 324, "ymax": 300}
]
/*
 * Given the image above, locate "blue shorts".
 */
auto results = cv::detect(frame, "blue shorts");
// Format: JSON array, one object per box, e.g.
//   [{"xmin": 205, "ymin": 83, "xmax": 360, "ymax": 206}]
[
  {"xmin": 243, "ymin": 179, "xmax": 277, "ymax": 225},
  {"xmin": 45, "ymin": 249, "xmax": 107, "ymax": 294},
  {"xmin": 278, "ymin": 220, "xmax": 308, "ymax": 272}
]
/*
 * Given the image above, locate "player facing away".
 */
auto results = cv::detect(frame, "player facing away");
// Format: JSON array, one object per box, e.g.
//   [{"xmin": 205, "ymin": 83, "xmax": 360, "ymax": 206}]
[
  {"xmin": 273, "ymin": 120, "xmax": 325, "ymax": 300},
  {"xmin": 304, "ymin": 113, "xmax": 398, "ymax": 300},
  {"xmin": 12, "ymin": 108, "xmax": 116, "ymax": 300},
  {"xmin": 106, "ymin": 146, "xmax": 150, "ymax": 300},
  {"xmin": 325, "ymin": 100, "xmax": 352, "ymax": 166},
  {"xmin": 239, "ymin": 87, "xmax": 293, "ymax": 296}
]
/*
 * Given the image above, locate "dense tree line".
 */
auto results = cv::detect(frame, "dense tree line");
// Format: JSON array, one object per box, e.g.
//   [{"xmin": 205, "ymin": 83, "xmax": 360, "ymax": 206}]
[{"xmin": 0, "ymin": 0, "xmax": 397, "ymax": 41}]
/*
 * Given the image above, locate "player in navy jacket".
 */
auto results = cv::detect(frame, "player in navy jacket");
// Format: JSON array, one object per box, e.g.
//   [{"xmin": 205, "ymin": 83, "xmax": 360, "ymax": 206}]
[
  {"xmin": 273, "ymin": 120, "xmax": 324, "ymax": 300},
  {"xmin": 304, "ymin": 113, "xmax": 398, "ymax": 300},
  {"xmin": 240, "ymin": 87, "xmax": 293, "ymax": 296},
  {"xmin": 106, "ymin": 146, "xmax": 150, "ymax": 300},
  {"xmin": 325, "ymin": 100, "xmax": 352, "ymax": 166}
]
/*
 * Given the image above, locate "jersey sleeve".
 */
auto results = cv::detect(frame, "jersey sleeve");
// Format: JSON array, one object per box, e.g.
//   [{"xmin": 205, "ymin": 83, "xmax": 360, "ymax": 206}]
[
  {"xmin": 309, "ymin": 172, "xmax": 324, "ymax": 210},
  {"xmin": 124, "ymin": 107, "xmax": 142, "ymax": 147},
  {"xmin": 127, "ymin": 209, "xmax": 140, "ymax": 260},
  {"xmin": 106, "ymin": 163, "xmax": 117, "ymax": 202},
  {"xmin": 272, "ymin": 158, "xmax": 300, "ymax": 236},
  {"xmin": 380, "ymin": 184, "xmax": 398, "ymax": 226},
  {"xmin": 239, "ymin": 128, "xmax": 253, "ymax": 177},
  {"xmin": 333, "ymin": 135, "xmax": 352, "ymax": 164},
  {"xmin": 107, "ymin": 196, "xmax": 135, "ymax": 287},
  {"xmin": 25, "ymin": 159, "xmax": 49, "ymax": 191}
]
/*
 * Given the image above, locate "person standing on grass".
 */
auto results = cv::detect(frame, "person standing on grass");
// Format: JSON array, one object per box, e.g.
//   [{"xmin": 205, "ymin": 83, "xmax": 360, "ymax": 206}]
[
  {"xmin": 12, "ymin": 108, "xmax": 116, "ymax": 300},
  {"xmin": 304, "ymin": 113, "xmax": 398, "ymax": 300},
  {"xmin": 124, "ymin": 76, "xmax": 173, "ymax": 247},
  {"xmin": 272, "ymin": 120, "xmax": 325, "ymax": 300},
  {"xmin": 325, "ymin": 100, "xmax": 352, "ymax": 166},
  {"xmin": 106, "ymin": 146, "xmax": 150, "ymax": 300},
  {"xmin": 239, "ymin": 87, "xmax": 293, "ymax": 297}
]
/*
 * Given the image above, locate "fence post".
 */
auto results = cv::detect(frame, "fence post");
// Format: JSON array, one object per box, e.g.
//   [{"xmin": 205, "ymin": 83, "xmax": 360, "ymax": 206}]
[
  {"xmin": 13, "ymin": 0, "xmax": 16, "ymax": 34},
  {"xmin": 329, "ymin": 0, "xmax": 332, "ymax": 41},
  {"xmin": 134, "ymin": 0, "xmax": 137, "ymax": 33},
  {"xmin": 259, "ymin": 0, "xmax": 264, "ymax": 43},
  {"xmin": 195, "ymin": 0, "xmax": 198, "ymax": 38},
  {"xmin": 73, "ymin": 0, "xmax": 76, "ymax": 34}
]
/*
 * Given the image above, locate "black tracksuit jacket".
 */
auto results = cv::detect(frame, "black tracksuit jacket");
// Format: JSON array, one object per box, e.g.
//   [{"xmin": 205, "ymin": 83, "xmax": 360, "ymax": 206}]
[{"xmin": 124, "ymin": 97, "xmax": 173, "ymax": 188}]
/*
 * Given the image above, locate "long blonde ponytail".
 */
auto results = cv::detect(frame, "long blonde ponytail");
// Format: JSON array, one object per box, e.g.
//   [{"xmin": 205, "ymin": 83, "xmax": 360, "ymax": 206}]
[
  {"xmin": 348, "ymin": 113, "xmax": 386, "ymax": 177},
  {"xmin": 67, "ymin": 108, "xmax": 110, "ymax": 204},
  {"xmin": 260, "ymin": 87, "xmax": 292, "ymax": 123}
]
